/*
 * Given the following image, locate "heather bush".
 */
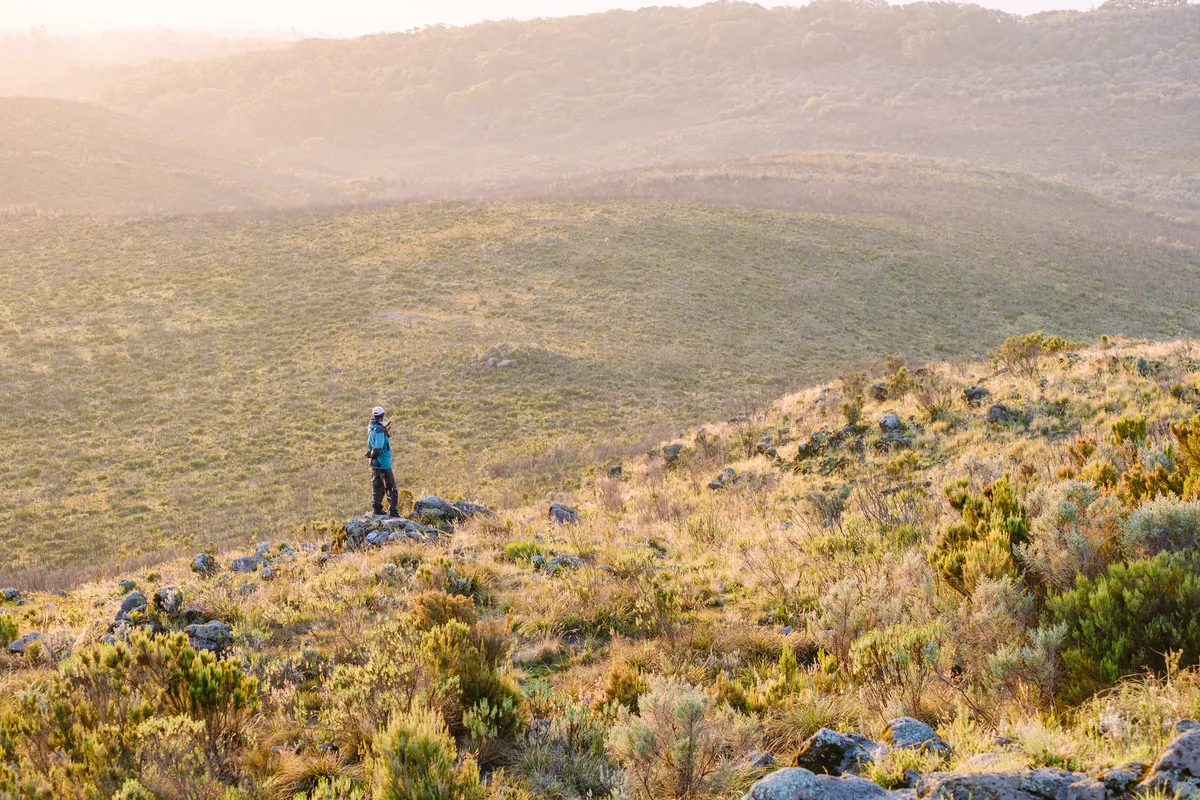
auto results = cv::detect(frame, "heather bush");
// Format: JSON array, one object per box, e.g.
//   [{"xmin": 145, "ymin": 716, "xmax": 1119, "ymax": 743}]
[
  {"xmin": 930, "ymin": 476, "xmax": 1030, "ymax": 596},
  {"xmin": 850, "ymin": 621, "xmax": 943, "ymax": 716},
  {"xmin": 1021, "ymin": 481, "xmax": 1125, "ymax": 589},
  {"xmin": 371, "ymin": 703, "xmax": 488, "ymax": 800},
  {"xmin": 1123, "ymin": 495, "xmax": 1200, "ymax": 557}
]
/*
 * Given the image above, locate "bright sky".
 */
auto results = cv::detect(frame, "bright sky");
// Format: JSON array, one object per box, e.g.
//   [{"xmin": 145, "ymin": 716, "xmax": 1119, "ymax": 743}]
[{"xmin": 6, "ymin": 0, "xmax": 1096, "ymax": 37}]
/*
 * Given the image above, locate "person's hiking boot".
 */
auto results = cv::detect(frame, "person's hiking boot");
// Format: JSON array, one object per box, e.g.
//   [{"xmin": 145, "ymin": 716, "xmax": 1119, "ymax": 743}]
[
  {"xmin": 371, "ymin": 509, "xmax": 386, "ymax": 518},
  {"xmin": 387, "ymin": 509, "xmax": 403, "ymax": 519}
]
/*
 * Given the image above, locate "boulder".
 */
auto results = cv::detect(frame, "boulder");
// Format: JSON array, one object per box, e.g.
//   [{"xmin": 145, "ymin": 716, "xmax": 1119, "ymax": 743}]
[
  {"xmin": 115, "ymin": 590, "xmax": 148, "ymax": 622},
  {"xmin": 748, "ymin": 751, "xmax": 778, "ymax": 770},
  {"xmin": 452, "ymin": 500, "xmax": 493, "ymax": 519},
  {"xmin": 1, "ymin": 588, "xmax": 19, "ymax": 602},
  {"xmin": 185, "ymin": 620, "xmax": 233, "ymax": 653},
  {"xmin": 880, "ymin": 413, "xmax": 902, "ymax": 433},
  {"xmin": 987, "ymin": 404, "xmax": 1026, "ymax": 425},
  {"xmin": 411, "ymin": 496, "xmax": 466, "ymax": 527},
  {"xmin": 607, "ymin": 462, "xmax": 624, "ymax": 479},
  {"xmin": 1068, "ymin": 763, "xmax": 1147, "ymax": 800},
  {"xmin": 231, "ymin": 555, "xmax": 264, "ymax": 573},
  {"xmin": 549, "ymin": 504, "xmax": 581, "ymax": 525},
  {"xmin": 7, "ymin": 632, "xmax": 41, "ymax": 654},
  {"xmin": 744, "ymin": 767, "xmax": 890, "ymax": 800},
  {"xmin": 964, "ymin": 386, "xmax": 991, "ymax": 407},
  {"xmin": 885, "ymin": 717, "xmax": 952, "ymax": 756},
  {"xmin": 192, "ymin": 553, "xmax": 219, "ymax": 576},
  {"xmin": 260, "ymin": 566, "xmax": 278, "ymax": 581},
  {"xmin": 1173, "ymin": 719, "xmax": 1200, "ymax": 736},
  {"xmin": 255, "ymin": 541, "xmax": 271, "ymax": 557},
  {"xmin": 153, "ymin": 587, "xmax": 184, "ymax": 615},
  {"xmin": 710, "ymin": 467, "xmax": 738, "ymax": 491},
  {"xmin": 1140, "ymin": 727, "xmax": 1200, "ymax": 797},
  {"xmin": 545, "ymin": 554, "xmax": 583, "ymax": 573},
  {"xmin": 663, "ymin": 443, "xmax": 685, "ymax": 466},
  {"xmin": 792, "ymin": 728, "xmax": 873, "ymax": 776},
  {"xmin": 917, "ymin": 769, "xmax": 1081, "ymax": 800},
  {"xmin": 118, "ymin": 579, "xmax": 137, "ymax": 593},
  {"xmin": 870, "ymin": 383, "xmax": 889, "ymax": 402}
]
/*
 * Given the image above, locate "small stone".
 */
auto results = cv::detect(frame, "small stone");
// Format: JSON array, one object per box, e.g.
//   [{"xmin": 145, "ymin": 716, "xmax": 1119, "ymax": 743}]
[
  {"xmin": 7, "ymin": 631, "xmax": 42, "ymax": 654},
  {"xmin": 549, "ymin": 504, "xmax": 581, "ymax": 525},
  {"xmin": 153, "ymin": 587, "xmax": 184, "ymax": 615},
  {"xmin": 1, "ymin": 588, "xmax": 19, "ymax": 602},
  {"xmin": 115, "ymin": 590, "xmax": 148, "ymax": 622},
  {"xmin": 545, "ymin": 554, "xmax": 583, "ymax": 573},
  {"xmin": 192, "ymin": 553, "xmax": 219, "ymax": 576},
  {"xmin": 238, "ymin": 582, "xmax": 258, "ymax": 596},
  {"xmin": 118, "ymin": 579, "xmax": 136, "ymax": 593},
  {"xmin": 260, "ymin": 567, "xmax": 277, "ymax": 581},
  {"xmin": 663, "ymin": 443, "xmax": 685, "ymax": 466},
  {"xmin": 185, "ymin": 620, "xmax": 233, "ymax": 653},
  {"xmin": 255, "ymin": 541, "xmax": 271, "ymax": 557},
  {"xmin": 496, "ymin": 359, "xmax": 515, "ymax": 368},
  {"xmin": 748, "ymin": 751, "xmax": 777, "ymax": 770},
  {"xmin": 607, "ymin": 462, "xmax": 624, "ymax": 478},
  {"xmin": 879, "ymin": 414, "xmax": 902, "ymax": 433},
  {"xmin": 963, "ymin": 385, "xmax": 991, "ymax": 407},
  {"xmin": 869, "ymin": 382, "xmax": 888, "ymax": 401},
  {"xmin": 231, "ymin": 555, "xmax": 264, "ymax": 573}
]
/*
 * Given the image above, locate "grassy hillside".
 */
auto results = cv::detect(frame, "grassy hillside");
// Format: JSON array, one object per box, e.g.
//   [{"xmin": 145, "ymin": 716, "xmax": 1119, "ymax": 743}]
[
  {"xmin": 0, "ymin": 97, "xmax": 330, "ymax": 215},
  {"xmin": 93, "ymin": 2, "xmax": 1200, "ymax": 211},
  {"xmin": 8, "ymin": 337, "xmax": 1200, "ymax": 797},
  {"xmin": 2, "ymin": 155, "xmax": 1199, "ymax": 584}
]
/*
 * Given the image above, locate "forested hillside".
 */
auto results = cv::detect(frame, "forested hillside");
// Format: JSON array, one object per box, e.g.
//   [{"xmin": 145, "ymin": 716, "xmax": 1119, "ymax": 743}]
[{"xmin": 96, "ymin": 1, "xmax": 1200, "ymax": 211}]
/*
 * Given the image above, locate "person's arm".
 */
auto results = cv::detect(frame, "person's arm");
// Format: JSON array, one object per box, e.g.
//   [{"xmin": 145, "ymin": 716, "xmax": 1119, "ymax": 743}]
[{"xmin": 367, "ymin": 429, "xmax": 384, "ymax": 459}]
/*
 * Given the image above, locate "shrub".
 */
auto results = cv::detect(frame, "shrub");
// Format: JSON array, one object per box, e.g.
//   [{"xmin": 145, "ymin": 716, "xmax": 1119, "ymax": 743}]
[
  {"xmin": 371, "ymin": 703, "xmax": 488, "ymax": 800},
  {"xmin": 1021, "ymin": 481, "xmax": 1125, "ymax": 589},
  {"xmin": 514, "ymin": 700, "xmax": 619, "ymax": 798},
  {"xmin": 994, "ymin": 332, "xmax": 1063, "ymax": 380},
  {"xmin": 1171, "ymin": 414, "xmax": 1200, "ymax": 499},
  {"xmin": 0, "ymin": 614, "xmax": 16, "ymax": 647},
  {"xmin": 1110, "ymin": 415, "xmax": 1148, "ymax": 446},
  {"xmin": 420, "ymin": 620, "xmax": 524, "ymax": 741},
  {"xmin": 1123, "ymin": 495, "xmax": 1200, "ymax": 557},
  {"xmin": 1115, "ymin": 460, "xmax": 1183, "ymax": 507},
  {"xmin": 850, "ymin": 622, "xmax": 943, "ymax": 715},
  {"xmin": 930, "ymin": 476, "xmax": 1030, "ymax": 596},
  {"xmin": 411, "ymin": 591, "xmax": 477, "ymax": 631},
  {"xmin": 608, "ymin": 679, "xmax": 756, "ymax": 799},
  {"xmin": 1049, "ymin": 552, "xmax": 1200, "ymax": 703}
]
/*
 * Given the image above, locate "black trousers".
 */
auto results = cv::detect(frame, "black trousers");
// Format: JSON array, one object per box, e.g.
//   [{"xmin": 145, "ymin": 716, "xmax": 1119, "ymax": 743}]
[{"xmin": 372, "ymin": 468, "xmax": 399, "ymax": 514}]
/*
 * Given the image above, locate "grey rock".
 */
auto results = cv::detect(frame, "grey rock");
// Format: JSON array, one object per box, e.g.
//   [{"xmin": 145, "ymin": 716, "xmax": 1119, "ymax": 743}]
[
  {"xmin": 411, "ymin": 496, "xmax": 467, "ymax": 526},
  {"xmin": 255, "ymin": 541, "xmax": 271, "ymax": 557},
  {"xmin": 1141, "ymin": 727, "xmax": 1200, "ymax": 797},
  {"xmin": 1173, "ymin": 719, "xmax": 1200, "ymax": 736},
  {"xmin": 607, "ymin": 462, "xmax": 624, "ymax": 479},
  {"xmin": 115, "ymin": 590, "xmax": 148, "ymax": 622},
  {"xmin": 710, "ymin": 467, "xmax": 738, "ymax": 490},
  {"xmin": 792, "ymin": 727, "xmax": 873, "ymax": 776},
  {"xmin": 7, "ymin": 632, "xmax": 42, "ymax": 654},
  {"xmin": 238, "ymin": 582, "xmax": 258, "ymax": 596},
  {"xmin": 964, "ymin": 386, "xmax": 991, "ymax": 407},
  {"xmin": 192, "ymin": 553, "xmax": 219, "ymax": 576},
  {"xmin": 101, "ymin": 634, "xmax": 117, "ymax": 645},
  {"xmin": 987, "ymin": 404, "xmax": 1026, "ymax": 425},
  {"xmin": 185, "ymin": 620, "xmax": 233, "ymax": 653},
  {"xmin": 496, "ymin": 359, "xmax": 515, "ymax": 368},
  {"xmin": 279, "ymin": 545, "xmax": 297, "ymax": 558},
  {"xmin": 231, "ymin": 555, "xmax": 264, "ymax": 573},
  {"xmin": 917, "ymin": 769, "xmax": 1081, "ymax": 800},
  {"xmin": 744, "ymin": 767, "xmax": 890, "ymax": 800},
  {"xmin": 153, "ymin": 587, "xmax": 184, "ymax": 615},
  {"xmin": 663, "ymin": 443, "xmax": 685, "ymax": 466},
  {"xmin": 452, "ymin": 500, "xmax": 494, "ymax": 519},
  {"xmin": 885, "ymin": 717, "xmax": 952, "ymax": 756},
  {"xmin": 549, "ymin": 503, "xmax": 581, "ymax": 525},
  {"xmin": 880, "ymin": 413, "xmax": 902, "ymax": 432},
  {"xmin": 545, "ymin": 554, "xmax": 583, "ymax": 573},
  {"xmin": 179, "ymin": 607, "xmax": 206, "ymax": 624},
  {"xmin": 1, "ymin": 588, "xmax": 19, "ymax": 602},
  {"xmin": 748, "ymin": 751, "xmax": 778, "ymax": 770},
  {"xmin": 1068, "ymin": 763, "xmax": 1147, "ymax": 800},
  {"xmin": 869, "ymin": 383, "xmax": 888, "ymax": 402},
  {"xmin": 260, "ymin": 567, "xmax": 277, "ymax": 581},
  {"xmin": 118, "ymin": 579, "xmax": 137, "ymax": 593}
]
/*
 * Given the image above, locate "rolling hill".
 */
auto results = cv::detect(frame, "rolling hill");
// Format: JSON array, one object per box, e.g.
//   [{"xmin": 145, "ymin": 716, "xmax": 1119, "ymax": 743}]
[
  {"xmin": 2, "ymin": 154, "xmax": 1198, "ymax": 584},
  {"xmin": 93, "ymin": 1, "xmax": 1200, "ymax": 212},
  {"xmin": 0, "ymin": 97, "xmax": 330, "ymax": 215}
]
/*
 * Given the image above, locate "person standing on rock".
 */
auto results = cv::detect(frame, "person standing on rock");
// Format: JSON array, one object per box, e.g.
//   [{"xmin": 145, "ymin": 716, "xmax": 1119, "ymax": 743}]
[{"xmin": 367, "ymin": 406, "xmax": 400, "ymax": 518}]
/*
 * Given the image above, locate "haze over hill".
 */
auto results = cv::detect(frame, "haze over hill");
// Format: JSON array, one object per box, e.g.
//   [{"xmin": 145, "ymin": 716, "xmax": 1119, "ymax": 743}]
[
  {"xmin": 77, "ymin": 1, "xmax": 1200, "ymax": 213},
  {"xmin": 0, "ymin": 97, "xmax": 331, "ymax": 215}
]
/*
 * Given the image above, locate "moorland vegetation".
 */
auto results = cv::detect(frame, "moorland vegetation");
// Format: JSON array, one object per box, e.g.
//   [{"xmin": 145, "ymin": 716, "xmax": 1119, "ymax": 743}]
[
  {"xmin": 3, "ymin": 156, "xmax": 1199, "ymax": 585},
  {"xmin": 8, "ymin": 336, "xmax": 1200, "ymax": 798}
]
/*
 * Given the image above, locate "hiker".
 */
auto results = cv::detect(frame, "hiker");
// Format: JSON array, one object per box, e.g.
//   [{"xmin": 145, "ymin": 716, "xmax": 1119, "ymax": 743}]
[{"xmin": 366, "ymin": 406, "xmax": 400, "ymax": 517}]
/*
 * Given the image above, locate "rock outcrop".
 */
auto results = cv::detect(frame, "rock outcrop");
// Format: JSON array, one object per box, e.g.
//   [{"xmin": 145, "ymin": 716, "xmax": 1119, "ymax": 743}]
[
  {"xmin": 185, "ymin": 620, "xmax": 233, "ymax": 653},
  {"xmin": 792, "ymin": 728, "xmax": 874, "ymax": 776}
]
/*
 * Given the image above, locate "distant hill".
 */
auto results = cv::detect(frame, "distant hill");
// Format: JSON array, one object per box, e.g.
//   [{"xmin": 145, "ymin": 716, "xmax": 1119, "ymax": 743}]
[
  {"xmin": 0, "ymin": 97, "xmax": 329, "ymax": 215},
  {"xmin": 95, "ymin": 1, "xmax": 1200, "ymax": 212},
  {"xmin": 2, "ymin": 154, "xmax": 1198, "ymax": 580}
]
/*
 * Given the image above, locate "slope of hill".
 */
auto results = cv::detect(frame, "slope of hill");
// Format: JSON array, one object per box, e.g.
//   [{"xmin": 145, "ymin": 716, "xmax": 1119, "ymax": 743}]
[
  {"xmin": 7, "ymin": 337, "xmax": 1200, "ymax": 798},
  {"xmin": 1, "ymin": 155, "xmax": 1198, "ymax": 584},
  {"xmin": 0, "ymin": 97, "xmax": 330, "ymax": 215},
  {"xmin": 94, "ymin": 1, "xmax": 1200, "ymax": 211}
]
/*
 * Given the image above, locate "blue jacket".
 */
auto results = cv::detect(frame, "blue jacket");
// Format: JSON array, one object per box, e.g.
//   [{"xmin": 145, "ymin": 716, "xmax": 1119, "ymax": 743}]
[{"xmin": 367, "ymin": 420, "xmax": 392, "ymax": 470}]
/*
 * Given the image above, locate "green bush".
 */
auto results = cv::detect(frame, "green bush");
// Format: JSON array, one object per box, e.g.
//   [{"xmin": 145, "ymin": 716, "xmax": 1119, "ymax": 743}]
[
  {"xmin": 850, "ymin": 622, "xmax": 943, "ymax": 715},
  {"xmin": 503, "ymin": 540, "xmax": 547, "ymax": 563},
  {"xmin": 371, "ymin": 703, "xmax": 488, "ymax": 800},
  {"xmin": 930, "ymin": 476, "xmax": 1030, "ymax": 596},
  {"xmin": 1110, "ymin": 415, "xmax": 1148, "ymax": 446},
  {"xmin": 0, "ymin": 614, "xmax": 16, "ymax": 648},
  {"xmin": 1049, "ymin": 552, "xmax": 1200, "ymax": 703},
  {"xmin": 420, "ymin": 620, "xmax": 524, "ymax": 741}
]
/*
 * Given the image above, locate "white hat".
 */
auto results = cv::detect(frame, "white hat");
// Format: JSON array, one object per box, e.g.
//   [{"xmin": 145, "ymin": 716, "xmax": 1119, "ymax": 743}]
[{"xmin": 372, "ymin": 406, "xmax": 386, "ymax": 417}]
